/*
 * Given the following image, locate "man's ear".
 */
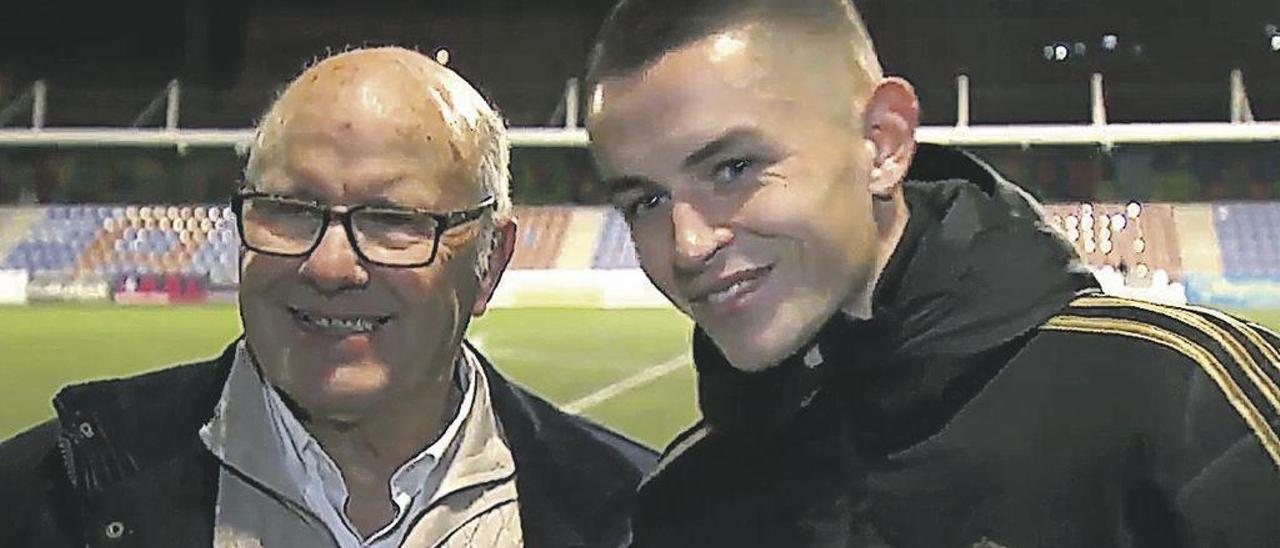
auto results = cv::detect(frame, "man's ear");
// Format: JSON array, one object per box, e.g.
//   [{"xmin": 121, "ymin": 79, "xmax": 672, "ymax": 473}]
[
  {"xmin": 862, "ymin": 77, "xmax": 919, "ymax": 199},
  {"xmin": 473, "ymin": 219, "xmax": 517, "ymax": 317}
]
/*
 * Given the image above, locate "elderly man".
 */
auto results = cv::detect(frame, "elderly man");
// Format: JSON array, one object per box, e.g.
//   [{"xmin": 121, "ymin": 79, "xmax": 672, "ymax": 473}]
[
  {"xmin": 585, "ymin": 0, "xmax": 1280, "ymax": 546},
  {"xmin": 0, "ymin": 47, "xmax": 654, "ymax": 548}
]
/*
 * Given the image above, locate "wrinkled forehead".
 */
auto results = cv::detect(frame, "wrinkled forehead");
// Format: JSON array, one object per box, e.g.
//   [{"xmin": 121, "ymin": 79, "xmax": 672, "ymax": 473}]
[{"xmin": 247, "ymin": 51, "xmax": 490, "ymax": 202}]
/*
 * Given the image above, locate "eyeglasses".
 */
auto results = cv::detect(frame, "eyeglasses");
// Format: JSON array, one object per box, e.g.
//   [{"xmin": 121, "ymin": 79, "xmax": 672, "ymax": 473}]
[{"xmin": 230, "ymin": 192, "xmax": 496, "ymax": 268}]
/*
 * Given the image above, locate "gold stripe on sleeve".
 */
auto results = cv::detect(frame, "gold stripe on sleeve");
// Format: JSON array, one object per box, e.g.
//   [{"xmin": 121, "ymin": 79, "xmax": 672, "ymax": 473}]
[
  {"xmin": 1184, "ymin": 304, "xmax": 1280, "ymax": 378},
  {"xmin": 1044, "ymin": 314, "xmax": 1280, "ymax": 469},
  {"xmin": 1073, "ymin": 296, "xmax": 1280, "ymax": 416}
]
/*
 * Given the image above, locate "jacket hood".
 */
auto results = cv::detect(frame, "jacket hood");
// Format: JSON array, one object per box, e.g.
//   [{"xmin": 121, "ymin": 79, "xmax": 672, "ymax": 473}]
[{"xmin": 694, "ymin": 143, "xmax": 1098, "ymax": 448}]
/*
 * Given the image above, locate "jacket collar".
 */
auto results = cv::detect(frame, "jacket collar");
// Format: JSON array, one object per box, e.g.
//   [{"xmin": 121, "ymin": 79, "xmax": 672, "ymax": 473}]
[
  {"xmin": 473, "ymin": 341, "xmax": 653, "ymax": 547},
  {"xmin": 49, "ymin": 344, "xmax": 233, "ymax": 547},
  {"xmin": 52, "ymin": 343, "xmax": 235, "ymax": 493},
  {"xmin": 52, "ymin": 338, "xmax": 650, "ymax": 548},
  {"xmin": 197, "ymin": 342, "xmax": 499, "ymax": 518},
  {"xmin": 693, "ymin": 144, "xmax": 1098, "ymax": 450},
  {"xmin": 197, "ymin": 341, "xmax": 307, "ymax": 509}
]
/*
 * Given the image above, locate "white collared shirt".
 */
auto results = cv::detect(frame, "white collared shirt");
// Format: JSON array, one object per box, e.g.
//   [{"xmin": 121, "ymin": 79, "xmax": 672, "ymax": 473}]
[
  {"xmin": 204, "ymin": 342, "xmax": 478, "ymax": 548},
  {"xmin": 264, "ymin": 354, "xmax": 475, "ymax": 548}
]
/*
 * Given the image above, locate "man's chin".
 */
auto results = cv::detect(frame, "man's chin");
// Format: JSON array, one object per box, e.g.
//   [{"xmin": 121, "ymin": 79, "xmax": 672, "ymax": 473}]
[
  {"xmin": 296, "ymin": 388, "xmax": 390, "ymax": 423},
  {"xmin": 724, "ymin": 356, "xmax": 784, "ymax": 373},
  {"xmin": 712, "ymin": 333, "xmax": 802, "ymax": 373},
  {"xmin": 708, "ymin": 301, "xmax": 839, "ymax": 373},
  {"xmin": 281, "ymin": 365, "xmax": 393, "ymax": 418},
  {"xmin": 324, "ymin": 361, "xmax": 391, "ymax": 392}
]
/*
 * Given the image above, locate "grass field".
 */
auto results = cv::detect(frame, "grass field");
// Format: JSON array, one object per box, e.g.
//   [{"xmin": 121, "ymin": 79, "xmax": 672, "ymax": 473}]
[
  {"xmin": 4, "ymin": 304, "xmax": 1280, "ymax": 449},
  {"xmin": 0, "ymin": 305, "xmax": 696, "ymax": 449}
]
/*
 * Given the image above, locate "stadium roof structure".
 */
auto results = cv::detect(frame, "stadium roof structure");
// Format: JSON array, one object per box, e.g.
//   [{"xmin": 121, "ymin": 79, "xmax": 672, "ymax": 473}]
[{"xmin": 3, "ymin": 123, "xmax": 1280, "ymax": 152}]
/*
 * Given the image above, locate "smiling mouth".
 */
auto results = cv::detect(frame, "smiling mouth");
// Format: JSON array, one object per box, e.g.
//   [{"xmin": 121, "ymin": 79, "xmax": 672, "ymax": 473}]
[
  {"xmin": 694, "ymin": 265, "xmax": 773, "ymax": 308},
  {"xmin": 289, "ymin": 307, "xmax": 391, "ymax": 335}
]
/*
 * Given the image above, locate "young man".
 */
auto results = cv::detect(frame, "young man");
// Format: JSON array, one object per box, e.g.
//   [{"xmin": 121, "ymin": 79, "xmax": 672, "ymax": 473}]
[
  {"xmin": 585, "ymin": 1, "xmax": 1280, "ymax": 545},
  {"xmin": 1, "ymin": 47, "xmax": 654, "ymax": 548}
]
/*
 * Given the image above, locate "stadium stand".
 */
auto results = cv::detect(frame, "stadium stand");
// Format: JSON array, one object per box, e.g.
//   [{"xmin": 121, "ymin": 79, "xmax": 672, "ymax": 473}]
[
  {"xmin": 0, "ymin": 204, "xmax": 238, "ymax": 288},
  {"xmin": 2, "ymin": 206, "xmax": 105, "ymax": 275},
  {"xmin": 508, "ymin": 206, "xmax": 573, "ymax": 270},
  {"xmin": 0, "ymin": 208, "xmax": 48, "ymax": 267},
  {"xmin": 1212, "ymin": 202, "xmax": 1280, "ymax": 281},
  {"xmin": 1042, "ymin": 202, "xmax": 1184, "ymax": 285},
  {"xmin": 1172, "ymin": 204, "xmax": 1225, "ymax": 280},
  {"xmin": 1, "ymin": 201, "xmax": 1278, "ymax": 306},
  {"xmin": 552, "ymin": 207, "xmax": 607, "ymax": 270},
  {"xmin": 591, "ymin": 209, "xmax": 640, "ymax": 270}
]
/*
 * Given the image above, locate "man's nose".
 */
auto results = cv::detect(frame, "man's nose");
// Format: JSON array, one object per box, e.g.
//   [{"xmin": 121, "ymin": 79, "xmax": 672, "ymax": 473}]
[
  {"xmin": 299, "ymin": 222, "xmax": 369, "ymax": 293},
  {"xmin": 671, "ymin": 200, "xmax": 732, "ymax": 273}
]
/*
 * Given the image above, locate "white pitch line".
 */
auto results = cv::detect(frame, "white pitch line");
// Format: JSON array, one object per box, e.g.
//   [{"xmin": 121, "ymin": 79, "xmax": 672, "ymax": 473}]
[{"xmin": 563, "ymin": 353, "xmax": 692, "ymax": 414}]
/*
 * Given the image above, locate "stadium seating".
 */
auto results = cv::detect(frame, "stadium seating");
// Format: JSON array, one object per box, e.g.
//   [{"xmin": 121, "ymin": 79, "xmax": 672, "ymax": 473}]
[
  {"xmin": 2, "ymin": 206, "xmax": 108, "ymax": 274},
  {"xmin": 1212, "ymin": 202, "xmax": 1280, "ymax": 281},
  {"xmin": 591, "ymin": 209, "xmax": 640, "ymax": 270},
  {"xmin": 0, "ymin": 208, "xmax": 42, "ymax": 257},
  {"xmin": 0, "ymin": 203, "xmax": 586, "ymax": 282},
  {"xmin": 2, "ymin": 201, "xmax": 1277, "ymax": 297},
  {"xmin": 0, "ymin": 204, "xmax": 239, "ymax": 287},
  {"xmin": 1042, "ymin": 202, "xmax": 1185, "ymax": 284},
  {"xmin": 508, "ymin": 206, "xmax": 573, "ymax": 270}
]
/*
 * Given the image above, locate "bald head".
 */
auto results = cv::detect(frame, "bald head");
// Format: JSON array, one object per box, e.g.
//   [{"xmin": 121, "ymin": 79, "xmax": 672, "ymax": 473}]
[
  {"xmin": 246, "ymin": 47, "xmax": 511, "ymax": 224},
  {"xmin": 235, "ymin": 48, "xmax": 522, "ymax": 428}
]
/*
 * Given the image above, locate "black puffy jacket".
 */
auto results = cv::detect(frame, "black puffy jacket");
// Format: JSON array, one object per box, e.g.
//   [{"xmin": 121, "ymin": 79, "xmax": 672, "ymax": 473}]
[{"xmin": 631, "ymin": 145, "xmax": 1280, "ymax": 547}]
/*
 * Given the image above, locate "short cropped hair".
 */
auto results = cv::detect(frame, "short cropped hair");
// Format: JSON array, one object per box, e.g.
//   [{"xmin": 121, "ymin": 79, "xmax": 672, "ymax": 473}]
[{"xmin": 587, "ymin": 0, "xmax": 883, "ymax": 86}]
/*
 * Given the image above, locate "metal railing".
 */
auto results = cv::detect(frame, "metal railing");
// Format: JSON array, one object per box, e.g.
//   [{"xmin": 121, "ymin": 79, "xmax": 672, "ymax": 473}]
[{"xmin": 0, "ymin": 69, "xmax": 1274, "ymax": 151}]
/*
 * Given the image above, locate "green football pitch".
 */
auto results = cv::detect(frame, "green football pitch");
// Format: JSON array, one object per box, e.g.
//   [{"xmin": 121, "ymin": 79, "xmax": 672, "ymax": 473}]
[
  {"xmin": 3, "ymin": 304, "xmax": 1280, "ymax": 449},
  {"xmin": 0, "ymin": 305, "xmax": 697, "ymax": 448}
]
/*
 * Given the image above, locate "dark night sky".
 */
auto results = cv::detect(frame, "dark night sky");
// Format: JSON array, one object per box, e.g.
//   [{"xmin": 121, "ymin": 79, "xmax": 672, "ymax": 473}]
[{"xmin": 0, "ymin": 0, "xmax": 1276, "ymax": 125}]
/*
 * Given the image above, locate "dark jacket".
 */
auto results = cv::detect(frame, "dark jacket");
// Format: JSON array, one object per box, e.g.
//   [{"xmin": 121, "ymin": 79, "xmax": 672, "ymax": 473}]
[
  {"xmin": 631, "ymin": 144, "xmax": 1280, "ymax": 548},
  {"xmin": 0, "ymin": 341, "xmax": 657, "ymax": 548}
]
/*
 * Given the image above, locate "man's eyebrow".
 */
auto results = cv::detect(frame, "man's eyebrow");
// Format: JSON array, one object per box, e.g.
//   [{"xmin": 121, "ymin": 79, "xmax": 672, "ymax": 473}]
[
  {"xmin": 682, "ymin": 127, "xmax": 763, "ymax": 169},
  {"xmin": 603, "ymin": 175, "xmax": 654, "ymax": 198},
  {"xmin": 262, "ymin": 187, "xmax": 324, "ymax": 203}
]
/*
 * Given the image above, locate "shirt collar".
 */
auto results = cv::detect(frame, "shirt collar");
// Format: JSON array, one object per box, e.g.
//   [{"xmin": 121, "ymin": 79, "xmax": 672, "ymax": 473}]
[
  {"xmin": 199, "ymin": 341, "xmax": 306, "ymax": 506},
  {"xmin": 200, "ymin": 340, "xmax": 480, "ymax": 522},
  {"xmin": 429, "ymin": 344, "xmax": 518, "ymax": 504}
]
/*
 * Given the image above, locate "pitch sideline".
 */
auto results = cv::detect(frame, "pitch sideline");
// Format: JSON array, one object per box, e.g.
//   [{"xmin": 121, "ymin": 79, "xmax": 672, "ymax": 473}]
[{"xmin": 563, "ymin": 353, "xmax": 692, "ymax": 413}]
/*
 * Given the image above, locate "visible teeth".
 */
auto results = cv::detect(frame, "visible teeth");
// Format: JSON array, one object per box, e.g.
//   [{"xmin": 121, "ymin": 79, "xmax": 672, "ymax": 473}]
[
  {"xmin": 708, "ymin": 280, "xmax": 747, "ymax": 304},
  {"xmin": 295, "ymin": 311, "xmax": 381, "ymax": 333}
]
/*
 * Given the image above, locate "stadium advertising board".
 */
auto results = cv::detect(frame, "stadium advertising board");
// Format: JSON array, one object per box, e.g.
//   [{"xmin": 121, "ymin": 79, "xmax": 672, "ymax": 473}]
[
  {"xmin": 111, "ymin": 274, "xmax": 210, "ymax": 305},
  {"xmin": 488, "ymin": 269, "xmax": 673, "ymax": 309},
  {"xmin": 0, "ymin": 269, "xmax": 29, "ymax": 304},
  {"xmin": 1184, "ymin": 274, "xmax": 1280, "ymax": 309},
  {"xmin": 25, "ymin": 273, "xmax": 110, "ymax": 303}
]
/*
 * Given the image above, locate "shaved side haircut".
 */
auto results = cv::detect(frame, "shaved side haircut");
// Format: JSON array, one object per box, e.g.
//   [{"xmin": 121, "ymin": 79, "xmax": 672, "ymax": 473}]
[{"xmin": 587, "ymin": 0, "xmax": 883, "ymax": 87}]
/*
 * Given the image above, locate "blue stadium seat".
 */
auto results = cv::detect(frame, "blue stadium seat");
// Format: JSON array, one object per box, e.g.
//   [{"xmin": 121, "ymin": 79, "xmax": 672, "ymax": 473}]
[
  {"xmin": 591, "ymin": 210, "xmax": 641, "ymax": 270},
  {"xmin": 1214, "ymin": 202, "xmax": 1280, "ymax": 282}
]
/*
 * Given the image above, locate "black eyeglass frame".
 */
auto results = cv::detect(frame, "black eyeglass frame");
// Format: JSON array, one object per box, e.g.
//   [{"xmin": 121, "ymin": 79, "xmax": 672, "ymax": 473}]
[{"xmin": 230, "ymin": 192, "xmax": 497, "ymax": 268}]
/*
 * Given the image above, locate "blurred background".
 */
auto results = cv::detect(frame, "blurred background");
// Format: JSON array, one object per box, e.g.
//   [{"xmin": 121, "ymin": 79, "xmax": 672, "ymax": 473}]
[
  {"xmin": 1, "ymin": 0, "xmax": 1279, "ymax": 204},
  {"xmin": 2, "ymin": 0, "xmax": 1280, "ymax": 447}
]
